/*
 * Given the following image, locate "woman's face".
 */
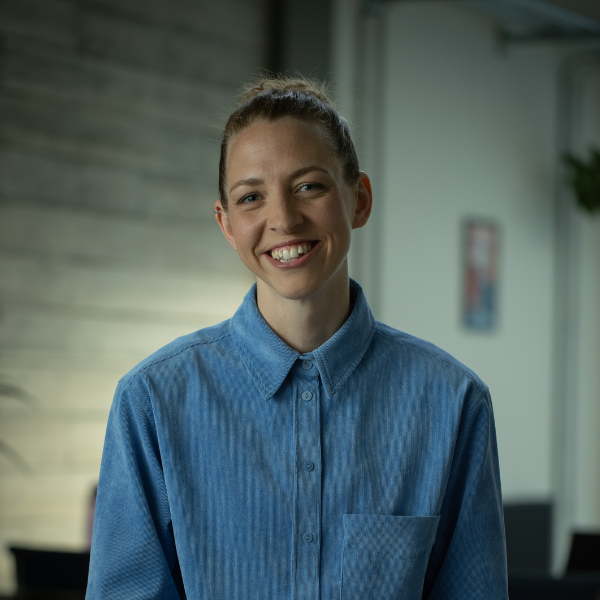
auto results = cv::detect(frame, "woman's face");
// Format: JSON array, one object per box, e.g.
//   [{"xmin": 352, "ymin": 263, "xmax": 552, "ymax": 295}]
[{"xmin": 215, "ymin": 116, "xmax": 371, "ymax": 304}]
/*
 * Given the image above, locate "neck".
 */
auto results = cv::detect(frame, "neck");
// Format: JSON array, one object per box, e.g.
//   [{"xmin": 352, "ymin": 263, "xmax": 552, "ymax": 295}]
[{"xmin": 256, "ymin": 268, "xmax": 351, "ymax": 354}]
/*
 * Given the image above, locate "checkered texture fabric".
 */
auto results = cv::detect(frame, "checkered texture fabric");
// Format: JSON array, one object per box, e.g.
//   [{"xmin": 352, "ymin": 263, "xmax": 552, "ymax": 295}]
[{"xmin": 341, "ymin": 514, "xmax": 440, "ymax": 600}]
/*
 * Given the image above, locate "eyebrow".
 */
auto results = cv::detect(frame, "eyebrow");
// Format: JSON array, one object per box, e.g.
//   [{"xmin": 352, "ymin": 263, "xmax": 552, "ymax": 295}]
[{"xmin": 228, "ymin": 165, "xmax": 331, "ymax": 195}]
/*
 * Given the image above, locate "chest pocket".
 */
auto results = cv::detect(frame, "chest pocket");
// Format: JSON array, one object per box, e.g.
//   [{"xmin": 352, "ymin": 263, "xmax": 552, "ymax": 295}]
[{"xmin": 340, "ymin": 514, "xmax": 440, "ymax": 600}]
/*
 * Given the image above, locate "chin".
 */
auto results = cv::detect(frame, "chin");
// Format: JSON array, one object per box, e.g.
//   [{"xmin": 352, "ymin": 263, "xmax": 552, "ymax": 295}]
[
  {"xmin": 260, "ymin": 271, "xmax": 341, "ymax": 304},
  {"xmin": 252, "ymin": 257, "xmax": 349, "ymax": 303},
  {"xmin": 270, "ymin": 282, "xmax": 321, "ymax": 302}
]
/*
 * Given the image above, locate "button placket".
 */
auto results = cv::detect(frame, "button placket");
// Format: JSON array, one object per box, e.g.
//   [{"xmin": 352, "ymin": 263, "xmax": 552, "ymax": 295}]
[{"xmin": 293, "ymin": 363, "xmax": 321, "ymax": 600}]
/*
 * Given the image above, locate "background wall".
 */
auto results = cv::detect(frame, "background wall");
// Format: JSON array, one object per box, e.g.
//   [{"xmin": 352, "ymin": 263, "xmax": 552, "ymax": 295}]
[
  {"xmin": 570, "ymin": 62, "xmax": 600, "ymax": 529},
  {"xmin": 0, "ymin": 0, "xmax": 264, "ymax": 592}
]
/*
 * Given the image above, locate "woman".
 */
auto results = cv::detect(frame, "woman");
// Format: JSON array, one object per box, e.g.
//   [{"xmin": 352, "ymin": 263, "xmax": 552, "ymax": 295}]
[{"xmin": 86, "ymin": 78, "xmax": 508, "ymax": 599}]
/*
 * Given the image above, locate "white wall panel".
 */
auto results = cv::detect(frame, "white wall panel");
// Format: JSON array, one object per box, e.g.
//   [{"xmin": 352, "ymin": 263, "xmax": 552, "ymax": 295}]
[
  {"xmin": 0, "ymin": 257, "xmax": 251, "ymax": 315},
  {"xmin": 2, "ymin": 41, "xmax": 233, "ymax": 125},
  {"xmin": 0, "ymin": 92, "xmax": 219, "ymax": 179},
  {"xmin": 0, "ymin": 368, "xmax": 121, "ymax": 414},
  {"xmin": 80, "ymin": 11, "xmax": 256, "ymax": 86},
  {"xmin": 0, "ymin": 204, "xmax": 242, "ymax": 273},
  {"xmin": 81, "ymin": 0, "xmax": 266, "ymax": 48},
  {"xmin": 572, "ymin": 65, "xmax": 600, "ymax": 528},
  {"xmin": 0, "ymin": 0, "xmax": 77, "ymax": 46},
  {"xmin": 0, "ymin": 149, "xmax": 214, "ymax": 220}
]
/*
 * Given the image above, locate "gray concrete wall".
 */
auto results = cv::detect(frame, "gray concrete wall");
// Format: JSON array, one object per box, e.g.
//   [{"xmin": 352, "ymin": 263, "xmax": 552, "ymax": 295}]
[{"xmin": 0, "ymin": 0, "xmax": 265, "ymax": 592}]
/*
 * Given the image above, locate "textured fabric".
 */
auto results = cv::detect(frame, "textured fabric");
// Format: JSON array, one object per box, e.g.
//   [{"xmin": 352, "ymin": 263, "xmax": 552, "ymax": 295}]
[{"xmin": 86, "ymin": 280, "xmax": 508, "ymax": 600}]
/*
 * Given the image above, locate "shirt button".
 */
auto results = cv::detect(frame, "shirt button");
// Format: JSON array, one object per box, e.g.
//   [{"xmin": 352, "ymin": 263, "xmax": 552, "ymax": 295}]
[
  {"xmin": 302, "ymin": 360, "xmax": 313, "ymax": 370},
  {"xmin": 302, "ymin": 391, "xmax": 313, "ymax": 402},
  {"xmin": 305, "ymin": 461, "xmax": 314, "ymax": 472},
  {"xmin": 302, "ymin": 532, "xmax": 314, "ymax": 543}
]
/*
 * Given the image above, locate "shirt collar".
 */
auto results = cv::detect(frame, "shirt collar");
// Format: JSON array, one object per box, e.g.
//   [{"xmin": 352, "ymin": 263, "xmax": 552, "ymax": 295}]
[{"xmin": 230, "ymin": 279, "xmax": 376, "ymax": 401}]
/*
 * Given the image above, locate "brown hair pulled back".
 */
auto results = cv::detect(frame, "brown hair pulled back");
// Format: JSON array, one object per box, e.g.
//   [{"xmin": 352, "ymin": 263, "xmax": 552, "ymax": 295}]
[{"xmin": 218, "ymin": 76, "xmax": 360, "ymax": 209}]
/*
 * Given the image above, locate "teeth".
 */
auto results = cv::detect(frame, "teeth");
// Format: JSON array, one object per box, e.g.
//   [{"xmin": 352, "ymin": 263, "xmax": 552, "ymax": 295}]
[{"xmin": 270, "ymin": 242, "xmax": 314, "ymax": 261}]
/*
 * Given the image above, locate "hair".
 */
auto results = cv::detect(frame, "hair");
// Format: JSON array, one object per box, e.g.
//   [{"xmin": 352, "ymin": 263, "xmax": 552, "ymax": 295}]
[{"xmin": 218, "ymin": 76, "xmax": 360, "ymax": 209}]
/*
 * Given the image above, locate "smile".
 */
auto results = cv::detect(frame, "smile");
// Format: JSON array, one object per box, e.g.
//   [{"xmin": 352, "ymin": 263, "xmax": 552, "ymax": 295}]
[{"xmin": 269, "ymin": 241, "xmax": 317, "ymax": 263}]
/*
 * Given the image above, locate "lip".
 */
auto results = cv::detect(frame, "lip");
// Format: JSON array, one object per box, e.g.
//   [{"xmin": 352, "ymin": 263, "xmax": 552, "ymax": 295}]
[{"xmin": 264, "ymin": 240, "xmax": 321, "ymax": 269}]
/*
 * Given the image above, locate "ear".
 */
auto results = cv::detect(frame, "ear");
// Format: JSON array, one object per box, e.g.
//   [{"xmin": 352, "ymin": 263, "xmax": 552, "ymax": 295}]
[
  {"xmin": 352, "ymin": 172, "xmax": 373, "ymax": 230},
  {"xmin": 214, "ymin": 200, "xmax": 237, "ymax": 251}
]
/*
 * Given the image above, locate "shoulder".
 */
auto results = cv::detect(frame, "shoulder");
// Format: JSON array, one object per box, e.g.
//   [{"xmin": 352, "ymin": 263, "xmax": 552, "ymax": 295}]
[
  {"xmin": 119, "ymin": 319, "xmax": 232, "ymax": 387},
  {"xmin": 372, "ymin": 321, "xmax": 488, "ymax": 397}
]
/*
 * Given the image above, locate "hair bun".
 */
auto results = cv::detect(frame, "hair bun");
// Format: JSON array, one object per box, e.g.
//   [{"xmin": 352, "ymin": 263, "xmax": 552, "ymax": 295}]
[{"xmin": 239, "ymin": 75, "xmax": 334, "ymax": 108}]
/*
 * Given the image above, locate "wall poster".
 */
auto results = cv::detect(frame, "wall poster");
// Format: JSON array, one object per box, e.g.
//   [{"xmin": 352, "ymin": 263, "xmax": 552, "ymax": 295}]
[{"xmin": 463, "ymin": 219, "xmax": 499, "ymax": 330}]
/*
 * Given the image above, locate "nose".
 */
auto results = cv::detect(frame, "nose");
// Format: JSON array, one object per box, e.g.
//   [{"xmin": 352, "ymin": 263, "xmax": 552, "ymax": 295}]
[{"xmin": 267, "ymin": 192, "xmax": 303, "ymax": 234}]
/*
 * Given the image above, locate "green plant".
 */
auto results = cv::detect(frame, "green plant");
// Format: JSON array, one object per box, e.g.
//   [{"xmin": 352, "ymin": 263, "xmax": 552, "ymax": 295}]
[{"xmin": 563, "ymin": 148, "xmax": 600, "ymax": 214}]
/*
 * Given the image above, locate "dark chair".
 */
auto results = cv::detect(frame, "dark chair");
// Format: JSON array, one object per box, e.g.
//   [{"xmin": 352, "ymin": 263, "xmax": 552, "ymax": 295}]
[
  {"xmin": 9, "ymin": 547, "xmax": 90, "ymax": 600},
  {"xmin": 504, "ymin": 508, "xmax": 600, "ymax": 600},
  {"xmin": 504, "ymin": 501, "xmax": 553, "ymax": 575},
  {"xmin": 566, "ymin": 533, "xmax": 600, "ymax": 574}
]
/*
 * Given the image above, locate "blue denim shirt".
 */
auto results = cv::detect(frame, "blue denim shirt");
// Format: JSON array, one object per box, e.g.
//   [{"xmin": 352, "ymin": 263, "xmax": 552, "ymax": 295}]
[{"xmin": 87, "ymin": 280, "xmax": 508, "ymax": 600}]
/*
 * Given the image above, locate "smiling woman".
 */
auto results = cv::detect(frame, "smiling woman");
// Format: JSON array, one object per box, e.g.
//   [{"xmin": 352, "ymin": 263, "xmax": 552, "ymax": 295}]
[{"xmin": 86, "ymin": 77, "xmax": 509, "ymax": 600}]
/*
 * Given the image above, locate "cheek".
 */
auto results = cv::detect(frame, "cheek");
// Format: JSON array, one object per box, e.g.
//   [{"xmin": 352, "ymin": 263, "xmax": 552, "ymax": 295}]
[
  {"xmin": 321, "ymin": 203, "xmax": 353, "ymax": 236},
  {"xmin": 231, "ymin": 217, "xmax": 261, "ymax": 254}
]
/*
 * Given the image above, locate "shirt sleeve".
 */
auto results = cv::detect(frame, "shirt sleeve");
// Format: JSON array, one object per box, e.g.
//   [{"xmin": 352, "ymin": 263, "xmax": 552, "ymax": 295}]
[
  {"xmin": 86, "ymin": 378, "xmax": 186, "ymax": 600},
  {"xmin": 423, "ymin": 387, "xmax": 509, "ymax": 599}
]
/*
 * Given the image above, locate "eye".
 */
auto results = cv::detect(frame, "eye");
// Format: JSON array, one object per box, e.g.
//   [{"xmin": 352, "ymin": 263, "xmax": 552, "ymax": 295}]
[
  {"xmin": 238, "ymin": 193, "xmax": 260, "ymax": 204},
  {"xmin": 297, "ymin": 183, "xmax": 324, "ymax": 193}
]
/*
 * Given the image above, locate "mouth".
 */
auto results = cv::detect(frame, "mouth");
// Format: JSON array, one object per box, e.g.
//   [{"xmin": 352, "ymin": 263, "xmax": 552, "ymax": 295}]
[{"xmin": 268, "ymin": 241, "xmax": 318, "ymax": 263}]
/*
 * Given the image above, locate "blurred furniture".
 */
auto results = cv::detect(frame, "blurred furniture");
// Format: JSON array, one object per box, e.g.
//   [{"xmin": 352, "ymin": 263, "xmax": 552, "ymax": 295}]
[
  {"xmin": 509, "ymin": 574, "xmax": 600, "ymax": 600},
  {"xmin": 504, "ymin": 502, "xmax": 600, "ymax": 599},
  {"xmin": 567, "ymin": 533, "xmax": 600, "ymax": 573},
  {"xmin": 6, "ymin": 547, "xmax": 89, "ymax": 600},
  {"xmin": 504, "ymin": 501, "xmax": 553, "ymax": 575}
]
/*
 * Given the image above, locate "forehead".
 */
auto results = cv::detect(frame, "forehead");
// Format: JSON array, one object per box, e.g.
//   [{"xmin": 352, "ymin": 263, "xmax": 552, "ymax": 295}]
[{"xmin": 226, "ymin": 117, "xmax": 339, "ymax": 180}]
